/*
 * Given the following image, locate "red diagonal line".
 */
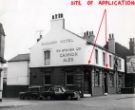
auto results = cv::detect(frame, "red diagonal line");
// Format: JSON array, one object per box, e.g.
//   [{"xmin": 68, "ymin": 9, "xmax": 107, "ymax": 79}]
[
  {"xmin": 88, "ymin": 9, "xmax": 107, "ymax": 64},
  {"xmin": 105, "ymin": 9, "xmax": 108, "ymax": 68}
]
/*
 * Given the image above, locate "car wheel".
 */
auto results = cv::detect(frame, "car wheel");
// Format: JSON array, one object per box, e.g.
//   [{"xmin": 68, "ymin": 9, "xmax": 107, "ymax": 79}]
[
  {"xmin": 47, "ymin": 96, "xmax": 51, "ymax": 100},
  {"xmin": 32, "ymin": 96, "xmax": 37, "ymax": 100},
  {"xmin": 27, "ymin": 96, "xmax": 32, "ymax": 100},
  {"xmin": 67, "ymin": 96, "xmax": 72, "ymax": 100},
  {"xmin": 20, "ymin": 96, "xmax": 24, "ymax": 100},
  {"xmin": 40, "ymin": 96, "xmax": 45, "ymax": 100},
  {"xmin": 23, "ymin": 96, "xmax": 27, "ymax": 100}
]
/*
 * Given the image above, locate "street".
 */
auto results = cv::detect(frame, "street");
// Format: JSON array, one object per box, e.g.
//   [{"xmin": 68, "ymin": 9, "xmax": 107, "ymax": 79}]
[{"xmin": 1, "ymin": 94, "xmax": 135, "ymax": 110}]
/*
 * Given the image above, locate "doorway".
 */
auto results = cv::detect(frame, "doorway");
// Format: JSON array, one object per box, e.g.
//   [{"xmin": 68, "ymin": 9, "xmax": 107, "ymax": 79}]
[
  {"xmin": 104, "ymin": 73, "xmax": 108, "ymax": 93},
  {"xmin": 84, "ymin": 71, "xmax": 91, "ymax": 94}
]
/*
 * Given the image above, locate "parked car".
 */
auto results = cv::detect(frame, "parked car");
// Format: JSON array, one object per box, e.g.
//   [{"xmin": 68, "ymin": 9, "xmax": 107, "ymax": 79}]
[
  {"xmin": 66, "ymin": 86, "xmax": 83, "ymax": 98},
  {"xmin": 41, "ymin": 85, "xmax": 80, "ymax": 100},
  {"xmin": 19, "ymin": 86, "xmax": 42, "ymax": 100},
  {"xmin": 19, "ymin": 85, "xmax": 81, "ymax": 100}
]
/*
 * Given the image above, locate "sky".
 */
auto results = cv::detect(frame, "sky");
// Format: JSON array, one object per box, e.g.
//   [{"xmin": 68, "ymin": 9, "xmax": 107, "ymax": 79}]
[{"xmin": 0, "ymin": 0, "xmax": 135, "ymax": 60}]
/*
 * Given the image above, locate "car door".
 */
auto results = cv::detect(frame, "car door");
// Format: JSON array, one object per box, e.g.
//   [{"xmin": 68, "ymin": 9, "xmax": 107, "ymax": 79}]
[
  {"xmin": 30, "ymin": 87, "xmax": 40, "ymax": 99},
  {"xmin": 54, "ymin": 87, "xmax": 64, "ymax": 99}
]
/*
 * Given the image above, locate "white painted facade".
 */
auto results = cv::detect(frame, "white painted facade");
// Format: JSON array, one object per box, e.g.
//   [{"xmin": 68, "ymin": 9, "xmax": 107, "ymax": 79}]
[
  {"xmin": 30, "ymin": 14, "xmax": 125, "ymax": 73},
  {"xmin": 7, "ymin": 61, "xmax": 29, "ymax": 85}
]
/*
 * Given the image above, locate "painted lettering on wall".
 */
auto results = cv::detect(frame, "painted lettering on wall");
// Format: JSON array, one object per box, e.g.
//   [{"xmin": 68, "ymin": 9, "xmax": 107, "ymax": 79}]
[
  {"xmin": 56, "ymin": 47, "xmax": 81, "ymax": 62},
  {"xmin": 41, "ymin": 41, "xmax": 57, "ymax": 45}
]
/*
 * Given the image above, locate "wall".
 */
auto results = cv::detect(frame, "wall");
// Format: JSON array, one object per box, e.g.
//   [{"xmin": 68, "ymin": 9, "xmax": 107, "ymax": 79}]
[
  {"xmin": 7, "ymin": 61, "xmax": 29, "ymax": 85},
  {"xmin": 30, "ymin": 30, "xmax": 125, "ymax": 73}
]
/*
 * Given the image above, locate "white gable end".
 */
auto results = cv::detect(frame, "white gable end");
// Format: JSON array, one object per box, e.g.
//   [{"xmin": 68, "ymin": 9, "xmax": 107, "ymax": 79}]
[{"xmin": 30, "ymin": 28, "xmax": 86, "ymax": 67}]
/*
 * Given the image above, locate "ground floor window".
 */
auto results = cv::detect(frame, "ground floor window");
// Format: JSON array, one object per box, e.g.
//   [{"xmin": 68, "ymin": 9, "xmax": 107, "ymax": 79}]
[
  {"xmin": 66, "ymin": 72, "xmax": 74, "ymax": 85},
  {"xmin": 44, "ymin": 72, "xmax": 51, "ymax": 85},
  {"xmin": 109, "ymin": 73, "xmax": 114, "ymax": 87},
  {"xmin": 118, "ymin": 74, "xmax": 124, "ymax": 88},
  {"xmin": 94, "ymin": 70, "xmax": 100, "ymax": 87}
]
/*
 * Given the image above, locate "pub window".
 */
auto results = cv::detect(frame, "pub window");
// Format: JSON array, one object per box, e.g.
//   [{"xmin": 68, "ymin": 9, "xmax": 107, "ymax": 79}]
[
  {"xmin": 44, "ymin": 50, "xmax": 50, "ymax": 65},
  {"xmin": 118, "ymin": 59, "xmax": 122, "ymax": 70},
  {"xmin": 109, "ymin": 55, "xmax": 112, "ymax": 67},
  {"xmin": 66, "ymin": 73, "xmax": 74, "ymax": 84},
  {"xmin": 109, "ymin": 74, "xmax": 114, "ymax": 87},
  {"xmin": 44, "ymin": 73, "xmax": 51, "ymax": 84},
  {"xmin": 95, "ymin": 49, "xmax": 98, "ymax": 64},
  {"xmin": 94, "ymin": 71, "xmax": 100, "ymax": 87},
  {"xmin": 103, "ymin": 52, "xmax": 105, "ymax": 66}
]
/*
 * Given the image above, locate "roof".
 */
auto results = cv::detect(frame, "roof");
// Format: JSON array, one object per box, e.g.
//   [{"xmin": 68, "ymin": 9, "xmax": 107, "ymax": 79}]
[
  {"xmin": 104, "ymin": 42, "xmax": 131, "ymax": 59},
  {"xmin": 8, "ymin": 54, "xmax": 30, "ymax": 62}
]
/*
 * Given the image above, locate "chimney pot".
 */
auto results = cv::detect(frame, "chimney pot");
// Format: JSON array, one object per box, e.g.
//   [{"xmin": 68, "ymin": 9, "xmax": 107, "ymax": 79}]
[
  {"xmin": 55, "ymin": 14, "xmax": 57, "ymax": 19},
  {"xmin": 61, "ymin": 13, "xmax": 63, "ymax": 18},
  {"xmin": 58, "ymin": 13, "xmax": 61, "ymax": 18},
  {"xmin": 52, "ymin": 15, "xmax": 54, "ymax": 19},
  {"xmin": 109, "ymin": 34, "xmax": 112, "ymax": 39},
  {"xmin": 91, "ymin": 31, "xmax": 93, "ymax": 35},
  {"xmin": 86, "ymin": 31, "xmax": 89, "ymax": 36},
  {"xmin": 112, "ymin": 33, "xmax": 114, "ymax": 39},
  {"xmin": 130, "ymin": 38, "xmax": 132, "ymax": 42}
]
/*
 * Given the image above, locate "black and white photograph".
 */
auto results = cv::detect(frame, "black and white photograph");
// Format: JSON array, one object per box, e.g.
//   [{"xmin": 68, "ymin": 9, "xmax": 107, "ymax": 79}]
[{"xmin": 0, "ymin": 0, "xmax": 135, "ymax": 110}]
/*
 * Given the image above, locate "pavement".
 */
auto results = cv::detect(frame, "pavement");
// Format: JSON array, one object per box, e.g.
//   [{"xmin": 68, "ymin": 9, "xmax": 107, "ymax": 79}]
[
  {"xmin": 0, "ymin": 94, "xmax": 135, "ymax": 109},
  {"xmin": 0, "ymin": 98, "xmax": 34, "ymax": 108}
]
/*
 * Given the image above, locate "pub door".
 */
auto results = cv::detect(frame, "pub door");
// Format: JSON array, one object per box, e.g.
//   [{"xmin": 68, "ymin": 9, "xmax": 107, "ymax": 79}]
[
  {"xmin": 103, "ymin": 73, "xmax": 108, "ymax": 93},
  {"xmin": 84, "ymin": 71, "xmax": 91, "ymax": 94}
]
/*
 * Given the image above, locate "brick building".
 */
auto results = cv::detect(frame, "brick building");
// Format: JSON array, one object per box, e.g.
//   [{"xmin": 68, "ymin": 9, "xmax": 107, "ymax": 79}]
[{"xmin": 29, "ymin": 14, "xmax": 125, "ymax": 96}]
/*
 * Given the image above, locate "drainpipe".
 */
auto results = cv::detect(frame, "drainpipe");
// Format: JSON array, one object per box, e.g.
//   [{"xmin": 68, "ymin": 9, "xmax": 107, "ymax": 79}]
[{"xmin": 0, "ymin": 64, "xmax": 3, "ymax": 102}]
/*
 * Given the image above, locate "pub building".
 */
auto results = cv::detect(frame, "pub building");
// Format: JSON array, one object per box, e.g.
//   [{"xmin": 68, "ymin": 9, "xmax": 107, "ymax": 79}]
[{"xmin": 29, "ymin": 13, "xmax": 125, "ymax": 96}]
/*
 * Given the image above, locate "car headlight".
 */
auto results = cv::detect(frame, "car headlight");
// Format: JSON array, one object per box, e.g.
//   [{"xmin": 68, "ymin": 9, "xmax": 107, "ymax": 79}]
[{"xmin": 74, "ymin": 92, "xmax": 78, "ymax": 96}]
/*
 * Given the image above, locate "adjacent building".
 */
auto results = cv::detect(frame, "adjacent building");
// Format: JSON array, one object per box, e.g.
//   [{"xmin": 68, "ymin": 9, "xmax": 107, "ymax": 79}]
[
  {"xmin": 7, "ymin": 54, "xmax": 29, "ymax": 97},
  {"xmin": 0, "ymin": 23, "xmax": 6, "ymax": 101},
  {"xmin": 125, "ymin": 38, "xmax": 135, "ymax": 89}
]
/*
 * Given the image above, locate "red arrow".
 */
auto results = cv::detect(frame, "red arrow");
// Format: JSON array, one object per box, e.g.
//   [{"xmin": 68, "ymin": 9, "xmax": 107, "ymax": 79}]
[{"xmin": 88, "ymin": 9, "xmax": 107, "ymax": 64}]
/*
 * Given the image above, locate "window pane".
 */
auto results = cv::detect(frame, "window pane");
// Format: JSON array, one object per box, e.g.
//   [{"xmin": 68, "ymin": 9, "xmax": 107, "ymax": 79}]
[
  {"xmin": 103, "ymin": 52, "xmax": 105, "ymax": 66},
  {"xmin": 44, "ymin": 50, "xmax": 50, "ymax": 65},
  {"xmin": 94, "ymin": 71, "xmax": 100, "ymax": 87},
  {"xmin": 109, "ymin": 74, "xmax": 114, "ymax": 87},
  {"xmin": 95, "ymin": 49, "xmax": 98, "ymax": 64},
  {"xmin": 67, "ymin": 75, "xmax": 74, "ymax": 84},
  {"xmin": 44, "ymin": 75, "xmax": 51, "ymax": 84},
  {"xmin": 109, "ymin": 55, "xmax": 112, "ymax": 67}
]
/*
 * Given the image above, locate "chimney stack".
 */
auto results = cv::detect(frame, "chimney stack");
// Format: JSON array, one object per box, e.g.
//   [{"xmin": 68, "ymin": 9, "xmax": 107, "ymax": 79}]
[
  {"xmin": 108, "ymin": 33, "xmax": 115, "ymax": 53},
  {"xmin": 51, "ymin": 13, "xmax": 65, "ymax": 30},
  {"xmin": 37, "ymin": 30, "xmax": 43, "ymax": 42},
  {"xmin": 129, "ymin": 37, "xmax": 135, "ymax": 55},
  {"xmin": 84, "ymin": 30, "xmax": 95, "ymax": 43}
]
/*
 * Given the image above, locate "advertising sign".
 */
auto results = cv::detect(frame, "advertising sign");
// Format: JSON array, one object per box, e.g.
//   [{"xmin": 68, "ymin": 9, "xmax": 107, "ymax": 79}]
[{"xmin": 127, "ymin": 56, "xmax": 135, "ymax": 73}]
